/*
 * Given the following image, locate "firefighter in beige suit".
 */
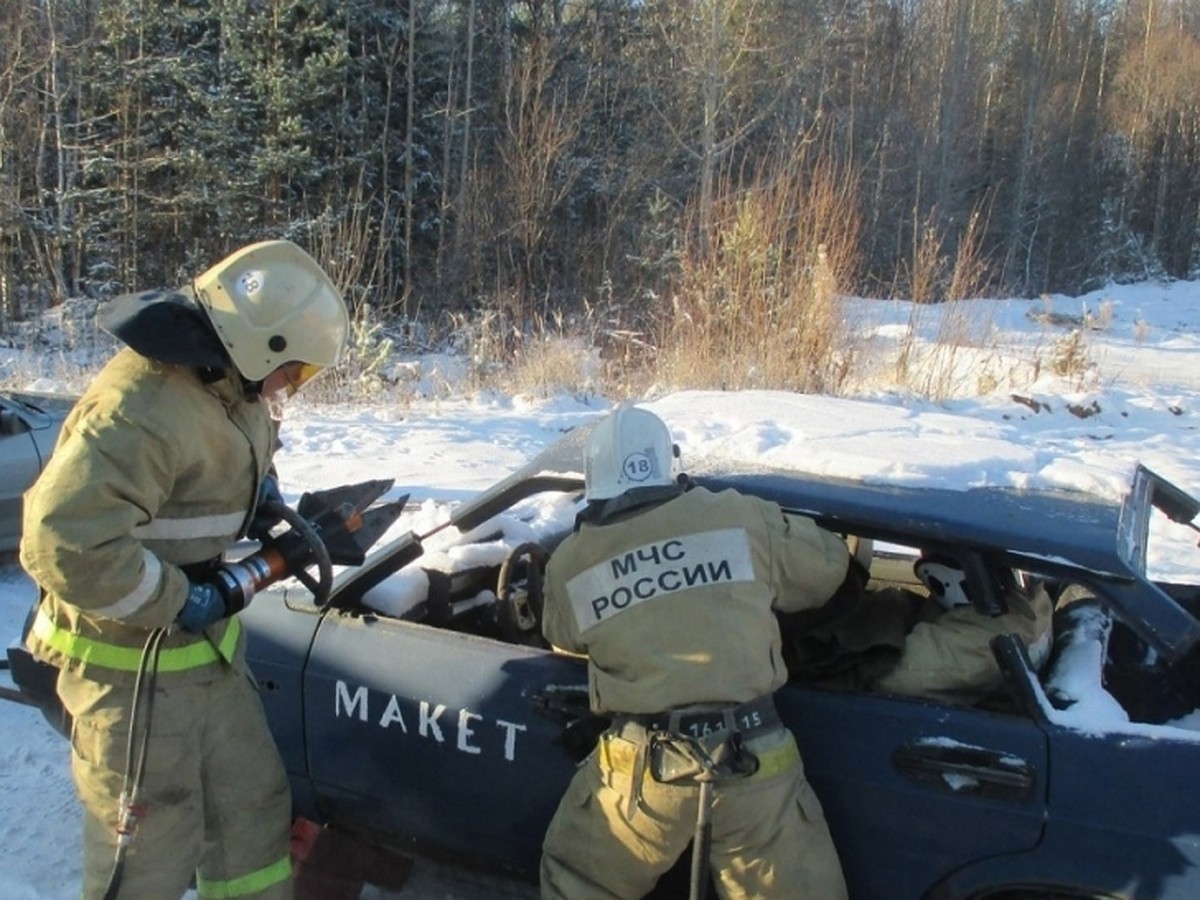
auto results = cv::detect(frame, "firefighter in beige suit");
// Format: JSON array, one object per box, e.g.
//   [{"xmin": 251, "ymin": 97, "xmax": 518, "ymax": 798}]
[
  {"xmin": 540, "ymin": 405, "xmax": 850, "ymax": 900},
  {"xmin": 869, "ymin": 554, "xmax": 1053, "ymax": 704},
  {"xmin": 20, "ymin": 241, "xmax": 348, "ymax": 899}
]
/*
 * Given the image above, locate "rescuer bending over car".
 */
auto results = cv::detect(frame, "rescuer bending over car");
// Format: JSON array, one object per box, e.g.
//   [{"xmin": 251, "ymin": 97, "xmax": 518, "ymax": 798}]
[
  {"xmin": 539, "ymin": 405, "xmax": 850, "ymax": 900},
  {"xmin": 779, "ymin": 545, "xmax": 1054, "ymax": 706},
  {"xmin": 866, "ymin": 555, "xmax": 1052, "ymax": 703},
  {"xmin": 19, "ymin": 241, "xmax": 349, "ymax": 900}
]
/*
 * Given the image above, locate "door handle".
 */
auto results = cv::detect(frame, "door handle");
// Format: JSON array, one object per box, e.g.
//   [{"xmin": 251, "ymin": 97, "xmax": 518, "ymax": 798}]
[{"xmin": 893, "ymin": 743, "xmax": 1036, "ymax": 801}]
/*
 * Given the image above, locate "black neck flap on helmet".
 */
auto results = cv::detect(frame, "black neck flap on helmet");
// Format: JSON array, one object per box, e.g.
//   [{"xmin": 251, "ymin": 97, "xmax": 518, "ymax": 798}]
[
  {"xmin": 575, "ymin": 481, "xmax": 686, "ymax": 529},
  {"xmin": 100, "ymin": 288, "xmax": 233, "ymax": 381}
]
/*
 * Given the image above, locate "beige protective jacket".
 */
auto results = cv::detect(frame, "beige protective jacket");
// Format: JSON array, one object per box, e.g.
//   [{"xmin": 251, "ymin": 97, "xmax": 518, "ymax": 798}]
[
  {"xmin": 542, "ymin": 486, "xmax": 850, "ymax": 714},
  {"xmin": 20, "ymin": 348, "xmax": 276, "ymax": 685},
  {"xmin": 870, "ymin": 582, "xmax": 1054, "ymax": 704}
]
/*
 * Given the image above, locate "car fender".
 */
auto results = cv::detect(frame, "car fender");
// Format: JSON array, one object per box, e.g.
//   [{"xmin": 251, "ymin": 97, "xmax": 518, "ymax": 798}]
[
  {"xmin": 240, "ymin": 584, "xmax": 325, "ymax": 814},
  {"xmin": 927, "ymin": 727, "xmax": 1200, "ymax": 900}
]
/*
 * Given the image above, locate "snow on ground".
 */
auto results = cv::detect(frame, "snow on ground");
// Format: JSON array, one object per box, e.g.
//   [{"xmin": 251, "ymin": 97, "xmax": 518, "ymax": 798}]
[{"xmin": 3, "ymin": 278, "xmax": 1200, "ymax": 897}]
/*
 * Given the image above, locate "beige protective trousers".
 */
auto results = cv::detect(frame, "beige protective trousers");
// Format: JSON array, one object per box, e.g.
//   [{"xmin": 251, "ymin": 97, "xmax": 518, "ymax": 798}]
[
  {"xmin": 59, "ymin": 664, "xmax": 293, "ymax": 900},
  {"xmin": 540, "ymin": 727, "xmax": 847, "ymax": 900}
]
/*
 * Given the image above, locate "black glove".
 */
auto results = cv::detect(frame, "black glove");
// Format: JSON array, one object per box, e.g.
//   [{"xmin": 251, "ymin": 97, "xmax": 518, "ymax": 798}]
[
  {"xmin": 247, "ymin": 471, "xmax": 285, "ymax": 541},
  {"xmin": 177, "ymin": 581, "xmax": 230, "ymax": 633}
]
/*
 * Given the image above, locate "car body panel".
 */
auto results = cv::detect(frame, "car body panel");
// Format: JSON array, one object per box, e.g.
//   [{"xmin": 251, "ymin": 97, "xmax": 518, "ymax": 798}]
[
  {"xmin": 302, "ymin": 609, "xmax": 582, "ymax": 874},
  {"xmin": 0, "ymin": 393, "xmax": 71, "ymax": 552},
  {"xmin": 8, "ymin": 418, "xmax": 1200, "ymax": 898},
  {"xmin": 780, "ymin": 685, "xmax": 1049, "ymax": 898},
  {"xmin": 937, "ymin": 727, "xmax": 1200, "ymax": 899},
  {"xmin": 236, "ymin": 587, "xmax": 323, "ymax": 811},
  {"xmin": 260, "ymin": 588, "xmax": 1056, "ymax": 898}
]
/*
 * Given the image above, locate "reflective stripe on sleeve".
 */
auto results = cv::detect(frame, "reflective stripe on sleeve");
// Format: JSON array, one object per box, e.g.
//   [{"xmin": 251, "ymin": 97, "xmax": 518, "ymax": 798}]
[
  {"xmin": 195, "ymin": 854, "xmax": 292, "ymax": 898},
  {"xmin": 32, "ymin": 609, "xmax": 241, "ymax": 673},
  {"xmin": 131, "ymin": 510, "xmax": 248, "ymax": 541},
  {"xmin": 91, "ymin": 549, "xmax": 162, "ymax": 620}
]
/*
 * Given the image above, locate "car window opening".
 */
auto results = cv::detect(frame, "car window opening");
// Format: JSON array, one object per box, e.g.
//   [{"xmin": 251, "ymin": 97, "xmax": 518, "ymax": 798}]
[{"xmin": 333, "ymin": 506, "xmax": 1200, "ymax": 737}]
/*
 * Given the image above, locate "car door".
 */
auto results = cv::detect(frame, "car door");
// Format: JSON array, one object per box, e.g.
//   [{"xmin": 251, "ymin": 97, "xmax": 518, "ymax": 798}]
[
  {"xmin": 934, "ymin": 605, "xmax": 1200, "ymax": 900},
  {"xmin": 782, "ymin": 683, "xmax": 1049, "ymax": 900},
  {"xmin": 301, "ymin": 606, "xmax": 586, "ymax": 876},
  {"xmin": 301, "ymin": 600, "xmax": 1051, "ymax": 895}
]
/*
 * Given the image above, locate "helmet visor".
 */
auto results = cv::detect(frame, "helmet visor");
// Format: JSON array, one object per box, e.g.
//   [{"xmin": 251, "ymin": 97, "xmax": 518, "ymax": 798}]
[{"xmin": 283, "ymin": 361, "xmax": 325, "ymax": 396}]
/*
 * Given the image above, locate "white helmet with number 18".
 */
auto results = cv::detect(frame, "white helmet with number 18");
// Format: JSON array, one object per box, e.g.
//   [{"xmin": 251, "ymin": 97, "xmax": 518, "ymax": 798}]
[{"xmin": 585, "ymin": 405, "xmax": 678, "ymax": 502}]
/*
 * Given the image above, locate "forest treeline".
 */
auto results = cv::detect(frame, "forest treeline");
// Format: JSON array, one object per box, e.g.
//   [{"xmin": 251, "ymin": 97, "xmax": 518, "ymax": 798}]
[{"xmin": 2, "ymin": 0, "xmax": 1199, "ymax": 360}]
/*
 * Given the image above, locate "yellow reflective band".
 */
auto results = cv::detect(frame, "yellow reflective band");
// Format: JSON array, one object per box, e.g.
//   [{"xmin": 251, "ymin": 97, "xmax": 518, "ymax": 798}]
[
  {"xmin": 196, "ymin": 854, "xmax": 292, "ymax": 898},
  {"xmin": 214, "ymin": 617, "xmax": 240, "ymax": 663},
  {"xmin": 599, "ymin": 733, "xmax": 799, "ymax": 781},
  {"xmin": 748, "ymin": 739, "xmax": 800, "ymax": 779},
  {"xmin": 32, "ymin": 610, "xmax": 241, "ymax": 673}
]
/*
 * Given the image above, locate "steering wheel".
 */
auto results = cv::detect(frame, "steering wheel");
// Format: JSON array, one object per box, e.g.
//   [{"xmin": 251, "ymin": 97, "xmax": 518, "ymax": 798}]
[
  {"xmin": 496, "ymin": 542, "xmax": 550, "ymax": 644},
  {"xmin": 261, "ymin": 501, "xmax": 336, "ymax": 606}
]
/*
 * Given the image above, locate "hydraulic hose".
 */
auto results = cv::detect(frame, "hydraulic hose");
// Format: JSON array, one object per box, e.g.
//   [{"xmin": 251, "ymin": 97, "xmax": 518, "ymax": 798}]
[{"xmin": 101, "ymin": 627, "xmax": 167, "ymax": 900}]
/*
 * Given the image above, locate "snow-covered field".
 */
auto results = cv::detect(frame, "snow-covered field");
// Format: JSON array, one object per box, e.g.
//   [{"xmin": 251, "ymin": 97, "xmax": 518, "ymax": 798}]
[{"xmin": 4, "ymin": 278, "xmax": 1200, "ymax": 898}]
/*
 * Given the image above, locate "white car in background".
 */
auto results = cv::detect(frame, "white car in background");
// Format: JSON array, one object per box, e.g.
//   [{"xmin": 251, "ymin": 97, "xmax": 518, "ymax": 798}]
[{"xmin": 0, "ymin": 392, "xmax": 73, "ymax": 553}]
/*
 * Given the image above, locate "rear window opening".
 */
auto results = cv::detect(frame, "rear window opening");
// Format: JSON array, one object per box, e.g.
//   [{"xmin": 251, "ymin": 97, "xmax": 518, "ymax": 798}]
[
  {"xmin": 1044, "ymin": 585, "xmax": 1200, "ymax": 737},
  {"xmin": 781, "ymin": 533, "xmax": 1200, "ymax": 735}
]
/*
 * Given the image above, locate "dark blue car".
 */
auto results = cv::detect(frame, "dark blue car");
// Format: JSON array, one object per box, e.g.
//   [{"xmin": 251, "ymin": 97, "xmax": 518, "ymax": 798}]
[{"xmin": 9, "ymin": 423, "xmax": 1200, "ymax": 898}]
